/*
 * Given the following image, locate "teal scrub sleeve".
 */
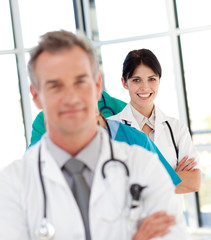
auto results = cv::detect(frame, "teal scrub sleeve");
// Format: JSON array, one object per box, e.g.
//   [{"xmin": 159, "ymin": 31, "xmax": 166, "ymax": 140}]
[
  {"xmin": 107, "ymin": 119, "xmax": 181, "ymax": 186},
  {"xmin": 144, "ymin": 138, "xmax": 182, "ymax": 186},
  {"xmin": 30, "ymin": 111, "xmax": 46, "ymax": 146},
  {"xmin": 98, "ymin": 91, "xmax": 127, "ymax": 118}
]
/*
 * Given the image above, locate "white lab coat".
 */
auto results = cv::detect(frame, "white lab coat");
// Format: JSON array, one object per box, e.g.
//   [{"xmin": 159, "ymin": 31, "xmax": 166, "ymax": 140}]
[
  {"xmin": 108, "ymin": 104, "xmax": 200, "ymax": 170},
  {"xmin": 0, "ymin": 127, "xmax": 190, "ymax": 240}
]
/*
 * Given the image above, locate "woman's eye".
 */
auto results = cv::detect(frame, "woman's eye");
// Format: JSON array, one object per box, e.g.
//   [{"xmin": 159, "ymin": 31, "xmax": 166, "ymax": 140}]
[
  {"xmin": 149, "ymin": 78, "xmax": 156, "ymax": 81},
  {"xmin": 132, "ymin": 78, "xmax": 140, "ymax": 82}
]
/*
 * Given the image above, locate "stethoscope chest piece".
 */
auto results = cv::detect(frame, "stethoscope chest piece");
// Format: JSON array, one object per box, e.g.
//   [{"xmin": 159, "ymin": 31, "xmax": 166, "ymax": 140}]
[{"xmin": 35, "ymin": 218, "xmax": 55, "ymax": 240}]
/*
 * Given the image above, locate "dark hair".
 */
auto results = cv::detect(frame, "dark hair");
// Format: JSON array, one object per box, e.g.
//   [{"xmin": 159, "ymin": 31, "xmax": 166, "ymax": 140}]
[
  {"xmin": 122, "ymin": 49, "xmax": 162, "ymax": 82},
  {"xmin": 28, "ymin": 30, "xmax": 99, "ymax": 89}
]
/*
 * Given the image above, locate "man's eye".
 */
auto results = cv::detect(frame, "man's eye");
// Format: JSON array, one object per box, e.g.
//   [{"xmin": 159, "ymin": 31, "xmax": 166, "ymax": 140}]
[
  {"xmin": 51, "ymin": 84, "xmax": 59, "ymax": 88},
  {"xmin": 77, "ymin": 80, "xmax": 84, "ymax": 84},
  {"xmin": 77, "ymin": 79, "xmax": 86, "ymax": 84},
  {"xmin": 50, "ymin": 83, "xmax": 61, "ymax": 89},
  {"xmin": 76, "ymin": 79, "xmax": 87, "ymax": 86}
]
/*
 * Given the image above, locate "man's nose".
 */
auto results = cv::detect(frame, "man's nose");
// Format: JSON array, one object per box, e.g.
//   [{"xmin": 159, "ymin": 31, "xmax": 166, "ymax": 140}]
[{"xmin": 63, "ymin": 86, "xmax": 79, "ymax": 104}]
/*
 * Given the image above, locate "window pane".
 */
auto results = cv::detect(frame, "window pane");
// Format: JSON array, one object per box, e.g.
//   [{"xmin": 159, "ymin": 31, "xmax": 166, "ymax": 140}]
[
  {"xmin": 93, "ymin": 0, "xmax": 168, "ymax": 41},
  {"xmin": 25, "ymin": 53, "xmax": 40, "ymax": 121},
  {"xmin": 181, "ymin": 30, "xmax": 211, "ymax": 227},
  {"xmin": 180, "ymin": 30, "xmax": 211, "ymax": 132},
  {"xmin": 0, "ymin": 55, "xmax": 26, "ymax": 169},
  {"xmin": 197, "ymin": 150, "xmax": 211, "ymax": 227},
  {"xmin": 0, "ymin": 1, "xmax": 14, "ymax": 49},
  {"xmin": 176, "ymin": 0, "xmax": 211, "ymax": 29},
  {"xmin": 98, "ymin": 37, "xmax": 179, "ymax": 118},
  {"xmin": 18, "ymin": 0, "xmax": 76, "ymax": 48}
]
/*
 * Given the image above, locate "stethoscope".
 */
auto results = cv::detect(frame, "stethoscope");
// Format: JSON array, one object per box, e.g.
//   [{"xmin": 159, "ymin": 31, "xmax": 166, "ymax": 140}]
[
  {"xmin": 35, "ymin": 125, "xmax": 144, "ymax": 239},
  {"xmin": 35, "ymin": 146, "xmax": 55, "ymax": 240},
  {"xmin": 99, "ymin": 93, "xmax": 115, "ymax": 115}
]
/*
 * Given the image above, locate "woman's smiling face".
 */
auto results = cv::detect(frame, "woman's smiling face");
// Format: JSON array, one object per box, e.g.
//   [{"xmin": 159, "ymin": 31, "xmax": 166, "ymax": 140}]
[{"xmin": 122, "ymin": 64, "xmax": 160, "ymax": 114}]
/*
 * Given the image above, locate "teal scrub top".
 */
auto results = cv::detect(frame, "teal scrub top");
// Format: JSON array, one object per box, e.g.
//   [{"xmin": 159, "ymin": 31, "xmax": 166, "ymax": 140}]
[
  {"xmin": 98, "ymin": 91, "xmax": 127, "ymax": 118},
  {"xmin": 106, "ymin": 119, "xmax": 181, "ymax": 186}
]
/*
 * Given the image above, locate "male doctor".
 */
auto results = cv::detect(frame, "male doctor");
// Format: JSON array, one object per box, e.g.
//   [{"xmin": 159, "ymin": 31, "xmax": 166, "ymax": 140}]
[{"xmin": 0, "ymin": 30, "xmax": 190, "ymax": 240}]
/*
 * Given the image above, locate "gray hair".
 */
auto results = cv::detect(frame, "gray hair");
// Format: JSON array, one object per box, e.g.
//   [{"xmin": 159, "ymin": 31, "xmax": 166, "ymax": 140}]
[{"xmin": 28, "ymin": 30, "xmax": 99, "ymax": 89}]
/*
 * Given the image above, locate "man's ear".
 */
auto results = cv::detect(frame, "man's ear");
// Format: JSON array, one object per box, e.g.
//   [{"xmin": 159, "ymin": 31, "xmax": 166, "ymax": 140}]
[
  {"xmin": 121, "ymin": 77, "xmax": 128, "ymax": 89},
  {"xmin": 30, "ymin": 85, "xmax": 42, "ymax": 109},
  {"xmin": 96, "ymin": 73, "xmax": 103, "ymax": 100}
]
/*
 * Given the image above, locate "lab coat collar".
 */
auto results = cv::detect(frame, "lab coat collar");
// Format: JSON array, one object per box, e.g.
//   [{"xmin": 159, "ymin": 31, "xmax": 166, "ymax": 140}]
[
  {"xmin": 39, "ymin": 135, "xmax": 70, "ymax": 191},
  {"xmin": 117, "ymin": 104, "xmax": 140, "ymax": 130},
  {"xmin": 36, "ymin": 129, "xmax": 129, "ymax": 221},
  {"xmin": 154, "ymin": 106, "xmax": 170, "ymax": 143},
  {"xmin": 154, "ymin": 106, "xmax": 169, "ymax": 124}
]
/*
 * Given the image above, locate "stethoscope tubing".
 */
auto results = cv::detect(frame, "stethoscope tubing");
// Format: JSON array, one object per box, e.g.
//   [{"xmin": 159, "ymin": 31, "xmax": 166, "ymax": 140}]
[
  {"xmin": 101, "ymin": 121, "xmax": 130, "ymax": 178},
  {"xmin": 38, "ymin": 146, "xmax": 47, "ymax": 218},
  {"xmin": 37, "ymin": 129, "xmax": 130, "ymax": 237},
  {"xmin": 99, "ymin": 94, "xmax": 116, "ymax": 115}
]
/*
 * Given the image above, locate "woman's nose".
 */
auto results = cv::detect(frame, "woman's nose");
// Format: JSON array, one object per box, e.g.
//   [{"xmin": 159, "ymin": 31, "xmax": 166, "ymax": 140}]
[{"xmin": 139, "ymin": 81, "xmax": 149, "ymax": 90}]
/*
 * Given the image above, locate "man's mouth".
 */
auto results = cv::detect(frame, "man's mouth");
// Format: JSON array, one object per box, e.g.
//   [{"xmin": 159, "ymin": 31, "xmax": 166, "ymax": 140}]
[{"xmin": 59, "ymin": 108, "xmax": 84, "ymax": 116}]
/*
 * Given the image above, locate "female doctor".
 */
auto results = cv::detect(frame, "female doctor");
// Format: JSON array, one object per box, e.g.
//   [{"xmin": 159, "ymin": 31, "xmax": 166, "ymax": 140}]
[{"xmin": 108, "ymin": 48, "xmax": 201, "ymax": 194}]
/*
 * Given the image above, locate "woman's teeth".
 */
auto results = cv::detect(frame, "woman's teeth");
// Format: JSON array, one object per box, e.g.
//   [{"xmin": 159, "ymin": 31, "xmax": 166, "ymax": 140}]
[{"xmin": 138, "ymin": 93, "xmax": 151, "ymax": 98}]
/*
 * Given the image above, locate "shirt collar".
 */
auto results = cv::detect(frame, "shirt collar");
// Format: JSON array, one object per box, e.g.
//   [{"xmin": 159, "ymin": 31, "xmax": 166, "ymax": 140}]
[
  {"xmin": 45, "ymin": 128, "xmax": 101, "ymax": 173},
  {"xmin": 130, "ymin": 103, "xmax": 155, "ymax": 129}
]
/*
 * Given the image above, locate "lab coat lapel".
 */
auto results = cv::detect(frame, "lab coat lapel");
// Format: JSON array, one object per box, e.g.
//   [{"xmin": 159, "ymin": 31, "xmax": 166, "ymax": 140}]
[
  {"xmin": 154, "ymin": 107, "xmax": 168, "ymax": 144},
  {"xmin": 90, "ymin": 129, "xmax": 128, "ymax": 221},
  {"xmin": 39, "ymin": 138, "xmax": 70, "ymax": 190},
  {"xmin": 36, "ymin": 138, "xmax": 86, "ymax": 238},
  {"xmin": 119, "ymin": 104, "xmax": 141, "ymax": 130}
]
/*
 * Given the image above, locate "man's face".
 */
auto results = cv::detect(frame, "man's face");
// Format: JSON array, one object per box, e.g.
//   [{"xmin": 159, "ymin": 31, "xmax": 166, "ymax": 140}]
[{"xmin": 31, "ymin": 46, "xmax": 102, "ymax": 139}]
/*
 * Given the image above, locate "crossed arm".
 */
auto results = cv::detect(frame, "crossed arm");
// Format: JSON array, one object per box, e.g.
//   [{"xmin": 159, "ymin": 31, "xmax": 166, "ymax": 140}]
[
  {"xmin": 175, "ymin": 156, "xmax": 201, "ymax": 194},
  {"xmin": 133, "ymin": 212, "xmax": 176, "ymax": 240},
  {"xmin": 132, "ymin": 156, "xmax": 201, "ymax": 239}
]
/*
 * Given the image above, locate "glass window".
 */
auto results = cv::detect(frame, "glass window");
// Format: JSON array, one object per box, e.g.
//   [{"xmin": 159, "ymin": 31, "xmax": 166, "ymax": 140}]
[
  {"xmin": 25, "ymin": 52, "xmax": 40, "ymax": 121},
  {"xmin": 197, "ymin": 150, "xmax": 211, "ymax": 227},
  {"xmin": 0, "ymin": 55, "xmax": 26, "ymax": 169},
  {"xmin": 180, "ymin": 30, "xmax": 211, "ymax": 132},
  {"xmin": 93, "ymin": 0, "xmax": 169, "ymax": 41},
  {"xmin": 0, "ymin": 1, "xmax": 14, "ymax": 50},
  {"xmin": 18, "ymin": 0, "xmax": 76, "ymax": 48},
  {"xmin": 98, "ymin": 36, "xmax": 180, "ymax": 119},
  {"xmin": 181, "ymin": 30, "xmax": 211, "ymax": 226},
  {"xmin": 176, "ymin": 0, "xmax": 211, "ymax": 29}
]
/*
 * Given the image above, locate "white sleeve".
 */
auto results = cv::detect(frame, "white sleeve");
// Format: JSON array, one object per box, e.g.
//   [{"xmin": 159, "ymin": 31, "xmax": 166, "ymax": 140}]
[
  {"xmin": 0, "ymin": 163, "xmax": 29, "ymax": 240},
  {"xmin": 130, "ymin": 147, "xmax": 190, "ymax": 239},
  {"xmin": 175, "ymin": 120, "xmax": 202, "ymax": 170}
]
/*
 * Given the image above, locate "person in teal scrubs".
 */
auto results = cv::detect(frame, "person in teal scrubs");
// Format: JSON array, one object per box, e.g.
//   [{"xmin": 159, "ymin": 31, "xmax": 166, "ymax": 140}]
[
  {"xmin": 98, "ymin": 90, "xmax": 127, "ymax": 118},
  {"xmin": 29, "ymin": 91, "xmax": 181, "ymax": 186},
  {"xmin": 31, "ymin": 90, "xmax": 126, "ymax": 144}
]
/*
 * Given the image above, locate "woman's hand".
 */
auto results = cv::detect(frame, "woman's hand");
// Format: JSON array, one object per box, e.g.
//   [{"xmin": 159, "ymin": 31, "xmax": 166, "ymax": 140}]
[
  {"xmin": 175, "ymin": 155, "xmax": 201, "ymax": 193},
  {"xmin": 133, "ymin": 211, "xmax": 175, "ymax": 240},
  {"xmin": 175, "ymin": 155, "xmax": 197, "ymax": 172}
]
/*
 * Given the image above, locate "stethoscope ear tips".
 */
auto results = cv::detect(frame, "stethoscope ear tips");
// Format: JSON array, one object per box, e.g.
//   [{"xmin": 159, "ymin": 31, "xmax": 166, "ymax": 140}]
[{"xmin": 35, "ymin": 218, "xmax": 55, "ymax": 240}]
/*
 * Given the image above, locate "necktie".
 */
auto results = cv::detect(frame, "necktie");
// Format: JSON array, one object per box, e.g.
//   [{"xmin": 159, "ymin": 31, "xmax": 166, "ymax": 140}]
[{"xmin": 64, "ymin": 159, "xmax": 91, "ymax": 240}]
